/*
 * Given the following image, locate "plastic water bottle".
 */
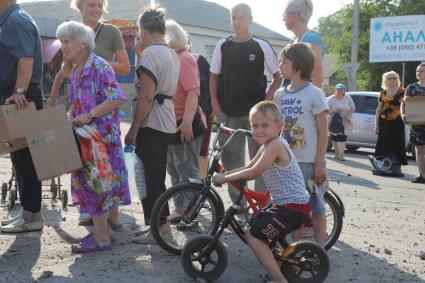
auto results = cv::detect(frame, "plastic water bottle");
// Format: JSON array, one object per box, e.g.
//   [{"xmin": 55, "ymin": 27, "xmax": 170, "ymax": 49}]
[{"xmin": 124, "ymin": 145, "xmax": 147, "ymax": 201}]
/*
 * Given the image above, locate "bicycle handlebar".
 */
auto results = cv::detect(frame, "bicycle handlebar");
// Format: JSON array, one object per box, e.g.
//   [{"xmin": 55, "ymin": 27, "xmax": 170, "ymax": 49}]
[{"xmin": 212, "ymin": 121, "xmax": 252, "ymax": 137}]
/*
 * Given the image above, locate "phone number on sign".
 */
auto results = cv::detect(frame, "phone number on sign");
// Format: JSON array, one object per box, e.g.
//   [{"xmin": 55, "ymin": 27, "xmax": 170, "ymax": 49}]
[{"xmin": 386, "ymin": 44, "xmax": 425, "ymax": 51}]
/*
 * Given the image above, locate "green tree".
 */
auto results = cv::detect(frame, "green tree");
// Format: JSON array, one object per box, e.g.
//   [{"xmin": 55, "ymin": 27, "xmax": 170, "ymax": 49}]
[{"xmin": 317, "ymin": 0, "xmax": 424, "ymax": 91}]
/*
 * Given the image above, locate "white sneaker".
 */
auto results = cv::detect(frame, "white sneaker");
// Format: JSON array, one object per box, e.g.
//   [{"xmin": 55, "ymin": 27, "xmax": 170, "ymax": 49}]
[
  {"xmin": 167, "ymin": 211, "xmax": 183, "ymax": 223},
  {"xmin": 1, "ymin": 209, "xmax": 23, "ymax": 226},
  {"xmin": 132, "ymin": 232, "xmax": 157, "ymax": 245},
  {"xmin": 0, "ymin": 218, "xmax": 43, "ymax": 233}
]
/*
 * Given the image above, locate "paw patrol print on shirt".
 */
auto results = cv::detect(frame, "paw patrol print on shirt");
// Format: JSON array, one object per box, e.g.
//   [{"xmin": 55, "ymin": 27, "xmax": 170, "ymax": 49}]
[{"xmin": 281, "ymin": 99, "xmax": 306, "ymax": 149}]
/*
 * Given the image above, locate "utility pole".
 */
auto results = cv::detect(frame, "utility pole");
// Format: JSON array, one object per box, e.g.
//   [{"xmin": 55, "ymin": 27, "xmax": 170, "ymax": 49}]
[{"xmin": 350, "ymin": 0, "xmax": 360, "ymax": 91}]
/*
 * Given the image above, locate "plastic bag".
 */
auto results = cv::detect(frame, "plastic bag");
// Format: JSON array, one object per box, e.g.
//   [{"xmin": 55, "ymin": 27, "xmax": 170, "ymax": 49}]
[{"xmin": 75, "ymin": 125, "xmax": 113, "ymax": 195}]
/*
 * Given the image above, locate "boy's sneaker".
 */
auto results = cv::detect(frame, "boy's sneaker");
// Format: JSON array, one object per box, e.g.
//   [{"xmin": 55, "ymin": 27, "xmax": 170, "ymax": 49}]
[
  {"xmin": 176, "ymin": 220, "xmax": 199, "ymax": 231},
  {"xmin": 304, "ymin": 226, "xmax": 315, "ymax": 238},
  {"xmin": 412, "ymin": 176, "xmax": 425, "ymax": 183},
  {"xmin": 167, "ymin": 211, "xmax": 183, "ymax": 223}
]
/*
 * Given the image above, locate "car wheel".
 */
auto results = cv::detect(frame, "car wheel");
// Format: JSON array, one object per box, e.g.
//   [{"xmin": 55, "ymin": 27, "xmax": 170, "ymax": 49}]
[
  {"xmin": 407, "ymin": 143, "xmax": 416, "ymax": 160},
  {"xmin": 327, "ymin": 136, "xmax": 333, "ymax": 152},
  {"xmin": 346, "ymin": 145, "xmax": 359, "ymax": 152}
]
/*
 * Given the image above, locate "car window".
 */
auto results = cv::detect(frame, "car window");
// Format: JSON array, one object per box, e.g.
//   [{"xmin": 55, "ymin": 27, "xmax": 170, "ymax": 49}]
[
  {"xmin": 363, "ymin": 96, "xmax": 378, "ymax": 115},
  {"xmin": 350, "ymin": 95, "xmax": 363, "ymax": 113}
]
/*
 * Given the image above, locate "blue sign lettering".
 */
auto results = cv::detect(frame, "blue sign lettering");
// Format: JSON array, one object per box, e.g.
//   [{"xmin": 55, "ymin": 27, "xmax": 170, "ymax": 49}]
[
  {"xmin": 381, "ymin": 30, "xmax": 425, "ymax": 43},
  {"xmin": 405, "ymin": 31, "xmax": 415, "ymax": 42}
]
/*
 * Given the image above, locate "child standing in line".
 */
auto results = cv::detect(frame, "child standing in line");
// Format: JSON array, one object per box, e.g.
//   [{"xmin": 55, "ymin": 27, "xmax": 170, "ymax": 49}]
[
  {"xmin": 273, "ymin": 42, "xmax": 329, "ymax": 247},
  {"xmin": 213, "ymin": 101, "xmax": 310, "ymax": 283}
]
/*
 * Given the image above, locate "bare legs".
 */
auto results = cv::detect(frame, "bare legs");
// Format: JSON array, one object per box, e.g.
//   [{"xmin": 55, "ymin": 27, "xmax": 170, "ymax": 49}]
[
  {"xmin": 245, "ymin": 230, "xmax": 288, "ymax": 283},
  {"xmin": 332, "ymin": 141, "xmax": 346, "ymax": 160},
  {"xmin": 292, "ymin": 212, "xmax": 327, "ymax": 248},
  {"xmin": 415, "ymin": 145, "xmax": 425, "ymax": 177}
]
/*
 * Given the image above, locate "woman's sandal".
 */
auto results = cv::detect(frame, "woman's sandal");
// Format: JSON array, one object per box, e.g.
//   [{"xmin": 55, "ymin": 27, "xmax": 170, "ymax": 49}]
[
  {"xmin": 78, "ymin": 218, "xmax": 94, "ymax": 227},
  {"xmin": 71, "ymin": 234, "xmax": 112, "ymax": 253},
  {"xmin": 107, "ymin": 219, "xmax": 123, "ymax": 231}
]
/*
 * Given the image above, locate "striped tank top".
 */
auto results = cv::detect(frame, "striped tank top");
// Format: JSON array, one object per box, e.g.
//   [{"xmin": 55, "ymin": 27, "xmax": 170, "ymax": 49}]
[{"xmin": 262, "ymin": 137, "xmax": 310, "ymax": 206}]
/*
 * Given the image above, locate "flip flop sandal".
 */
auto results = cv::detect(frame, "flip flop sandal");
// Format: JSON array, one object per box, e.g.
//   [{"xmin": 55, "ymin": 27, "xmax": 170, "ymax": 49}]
[
  {"xmin": 78, "ymin": 218, "xmax": 94, "ymax": 227},
  {"xmin": 107, "ymin": 219, "xmax": 123, "ymax": 231},
  {"xmin": 71, "ymin": 234, "xmax": 112, "ymax": 253},
  {"xmin": 76, "ymin": 233, "xmax": 117, "ymax": 243}
]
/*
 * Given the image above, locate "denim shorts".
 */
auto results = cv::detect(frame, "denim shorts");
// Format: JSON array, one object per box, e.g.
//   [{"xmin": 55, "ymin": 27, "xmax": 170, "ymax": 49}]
[{"xmin": 298, "ymin": 162, "xmax": 326, "ymax": 214}]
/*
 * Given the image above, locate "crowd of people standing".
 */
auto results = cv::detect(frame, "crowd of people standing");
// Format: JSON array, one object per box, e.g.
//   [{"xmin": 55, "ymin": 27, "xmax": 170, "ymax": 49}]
[{"xmin": 1, "ymin": 0, "xmax": 425, "ymax": 281}]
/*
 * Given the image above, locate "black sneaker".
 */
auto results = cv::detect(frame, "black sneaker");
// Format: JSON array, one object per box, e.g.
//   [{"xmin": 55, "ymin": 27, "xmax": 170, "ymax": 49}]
[{"xmin": 412, "ymin": 176, "xmax": 425, "ymax": 183}]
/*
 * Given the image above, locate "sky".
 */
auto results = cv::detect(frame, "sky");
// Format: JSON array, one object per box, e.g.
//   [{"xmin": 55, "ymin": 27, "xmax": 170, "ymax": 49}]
[
  {"xmin": 209, "ymin": 0, "xmax": 354, "ymax": 37},
  {"xmin": 20, "ymin": 0, "xmax": 353, "ymax": 38}
]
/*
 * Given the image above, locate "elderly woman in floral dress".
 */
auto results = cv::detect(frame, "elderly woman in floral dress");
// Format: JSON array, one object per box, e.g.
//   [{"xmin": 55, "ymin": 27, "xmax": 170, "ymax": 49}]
[{"xmin": 56, "ymin": 20, "xmax": 130, "ymax": 253}]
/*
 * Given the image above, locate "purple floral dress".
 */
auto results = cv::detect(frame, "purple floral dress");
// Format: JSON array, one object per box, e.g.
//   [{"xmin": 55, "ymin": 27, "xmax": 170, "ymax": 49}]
[{"xmin": 69, "ymin": 52, "xmax": 131, "ymax": 216}]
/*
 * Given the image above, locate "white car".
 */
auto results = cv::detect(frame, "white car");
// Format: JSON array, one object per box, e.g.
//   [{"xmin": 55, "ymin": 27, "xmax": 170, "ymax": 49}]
[{"xmin": 327, "ymin": 91, "xmax": 415, "ymax": 157}]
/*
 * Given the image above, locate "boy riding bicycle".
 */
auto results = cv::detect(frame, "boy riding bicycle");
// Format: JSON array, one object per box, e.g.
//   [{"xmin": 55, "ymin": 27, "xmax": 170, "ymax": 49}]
[{"xmin": 212, "ymin": 101, "xmax": 310, "ymax": 283}]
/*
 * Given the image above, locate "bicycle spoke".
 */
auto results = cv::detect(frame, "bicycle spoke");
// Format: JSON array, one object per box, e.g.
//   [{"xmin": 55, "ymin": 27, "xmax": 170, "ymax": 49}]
[{"xmin": 296, "ymin": 267, "xmax": 303, "ymax": 277}]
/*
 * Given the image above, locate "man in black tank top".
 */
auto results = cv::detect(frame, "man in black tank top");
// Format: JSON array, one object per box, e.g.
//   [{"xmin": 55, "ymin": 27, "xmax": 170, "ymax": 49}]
[{"xmin": 209, "ymin": 3, "xmax": 280, "ymax": 204}]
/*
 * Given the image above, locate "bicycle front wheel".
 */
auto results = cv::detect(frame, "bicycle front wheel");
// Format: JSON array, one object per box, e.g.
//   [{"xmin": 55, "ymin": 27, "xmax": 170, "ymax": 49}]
[{"xmin": 150, "ymin": 182, "xmax": 224, "ymax": 255}]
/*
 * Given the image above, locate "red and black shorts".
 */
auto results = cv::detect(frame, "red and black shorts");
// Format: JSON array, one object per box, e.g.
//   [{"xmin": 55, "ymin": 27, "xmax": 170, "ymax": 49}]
[{"xmin": 249, "ymin": 202, "xmax": 310, "ymax": 241}]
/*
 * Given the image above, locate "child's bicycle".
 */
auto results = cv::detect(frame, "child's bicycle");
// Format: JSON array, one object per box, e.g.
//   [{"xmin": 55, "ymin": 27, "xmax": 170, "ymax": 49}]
[
  {"xmin": 149, "ymin": 122, "xmax": 344, "ymax": 255},
  {"xmin": 181, "ymin": 177, "xmax": 330, "ymax": 282}
]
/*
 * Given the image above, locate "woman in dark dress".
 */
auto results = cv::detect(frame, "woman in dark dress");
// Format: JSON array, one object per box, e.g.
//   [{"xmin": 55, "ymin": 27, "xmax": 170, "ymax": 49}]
[{"xmin": 374, "ymin": 71, "xmax": 407, "ymax": 174}]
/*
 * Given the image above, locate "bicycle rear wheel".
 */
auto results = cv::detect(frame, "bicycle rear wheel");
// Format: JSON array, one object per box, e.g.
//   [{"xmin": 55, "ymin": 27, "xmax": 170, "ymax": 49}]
[
  {"xmin": 150, "ymin": 182, "xmax": 224, "ymax": 255},
  {"xmin": 283, "ymin": 190, "xmax": 343, "ymax": 250},
  {"xmin": 281, "ymin": 241, "xmax": 329, "ymax": 283},
  {"xmin": 324, "ymin": 191, "xmax": 343, "ymax": 250}
]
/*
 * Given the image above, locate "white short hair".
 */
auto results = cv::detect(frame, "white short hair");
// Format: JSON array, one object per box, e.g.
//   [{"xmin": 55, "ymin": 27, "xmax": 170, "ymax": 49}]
[
  {"xmin": 285, "ymin": 0, "xmax": 313, "ymax": 24},
  {"xmin": 230, "ymin": 3, "xmax": 252, "ymax": 17},
  {"xmin": 381, "ymin": 70, "xmax": 400, "ymax": 90},
  {"xmin": 70, "ymin": 0, "xmax": 109, "ymax": 13},
  {"xmin": 56, "ymin": 21, "xmax": 95, "ymax": 51},
  {"xmin": 165, "ymin": 20, "xmax": 188, "ymax": 52}
]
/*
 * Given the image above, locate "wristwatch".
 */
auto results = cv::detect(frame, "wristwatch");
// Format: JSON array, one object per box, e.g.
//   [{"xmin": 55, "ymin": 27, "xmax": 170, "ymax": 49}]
[{"xmin": 14, "ymin": 87, "xmax": 26, "ymax": 95}]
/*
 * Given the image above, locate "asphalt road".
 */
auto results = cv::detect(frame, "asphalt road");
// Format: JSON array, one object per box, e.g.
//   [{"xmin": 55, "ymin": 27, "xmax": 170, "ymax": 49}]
[{"xmin": 0, "ymin": 136, "xmax": 424, "ymax": 282}]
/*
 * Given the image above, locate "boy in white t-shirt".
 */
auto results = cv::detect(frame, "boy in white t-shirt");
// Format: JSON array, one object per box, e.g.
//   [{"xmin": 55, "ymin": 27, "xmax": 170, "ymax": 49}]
[{"xmin": 273, "ymin": 42, "xmax": 329, "ymax": 247}]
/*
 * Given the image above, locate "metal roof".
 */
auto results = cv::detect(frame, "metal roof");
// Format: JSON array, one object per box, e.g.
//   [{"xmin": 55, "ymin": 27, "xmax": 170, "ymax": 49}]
[{"xmin": 21, "ymin": 0, "xmax": 290, "ymax": 41}]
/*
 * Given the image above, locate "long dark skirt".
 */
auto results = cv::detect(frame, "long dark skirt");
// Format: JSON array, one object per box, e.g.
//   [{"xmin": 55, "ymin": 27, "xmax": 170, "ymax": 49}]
[{"xmin": 375, "ymin": 117, "xmax": 407, "ymax": 165}]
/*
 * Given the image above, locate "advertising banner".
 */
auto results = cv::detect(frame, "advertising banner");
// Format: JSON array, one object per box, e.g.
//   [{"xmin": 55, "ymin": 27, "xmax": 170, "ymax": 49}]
[{"xmin": 370, "ymin": 15, "xmax": 425, "ymax": 62}]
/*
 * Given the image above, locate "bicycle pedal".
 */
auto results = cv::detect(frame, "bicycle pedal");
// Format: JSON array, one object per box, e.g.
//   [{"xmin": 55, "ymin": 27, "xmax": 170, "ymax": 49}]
[{"xmin": 176, "ymin": 221, "xmax": 199, "ymax": 231}]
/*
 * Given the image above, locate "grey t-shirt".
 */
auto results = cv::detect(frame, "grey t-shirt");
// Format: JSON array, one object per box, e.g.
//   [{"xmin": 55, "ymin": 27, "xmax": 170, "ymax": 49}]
[
  {"xmin": 138, "ymin": 44, "xmax": 180, "ymax": 133},
  {"xmin": 273, "ymin": 82, "xmax": 329, "ymax": 163},
  {"xmin": 94, "ymin": 23, "xmax": 125, "ymax": 62}
]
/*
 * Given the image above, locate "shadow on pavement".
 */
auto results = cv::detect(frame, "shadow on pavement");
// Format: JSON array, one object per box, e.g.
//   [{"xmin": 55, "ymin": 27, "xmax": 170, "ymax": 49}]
[
  {"xmin": 0, "ymin": 231, "xmax": 41, "ymax": 282},
  {"xmin": 327, "ymin": 240, "xmax": 425, "ymax": 283},
  {"xmin": 328, "ymin": 168, "xmax": 380, "ymax": 190}
]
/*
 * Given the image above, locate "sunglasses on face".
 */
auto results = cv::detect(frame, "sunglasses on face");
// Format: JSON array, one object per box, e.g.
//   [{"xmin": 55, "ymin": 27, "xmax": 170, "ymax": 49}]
[{"xmin": 387, "ymin": 77, "xmax": 398, "ymax": 80}]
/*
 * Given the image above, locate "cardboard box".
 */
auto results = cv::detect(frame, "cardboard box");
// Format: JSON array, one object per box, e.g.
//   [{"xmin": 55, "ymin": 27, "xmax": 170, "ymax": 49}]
[
  {"xmin": 0, "ymin": 137, "xmax": 27, "ymax": 155},
  {"xmin": 405, "ymin": 96, "xmax": 425, "ymax": 125},
  {"xmin": 0, "ymin": 103, "xmax": 36, "ymax": 141},
  {"xmin": 24, "ymin": 105, "xmax": 82, "ymax": 180},
  {"xmin": 0, "ymin": 103, "xmax": 82, "ymax": 179},
  {"xmin": 27, "ymin": 125, "xmax": 82, "ymax": 180}
]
